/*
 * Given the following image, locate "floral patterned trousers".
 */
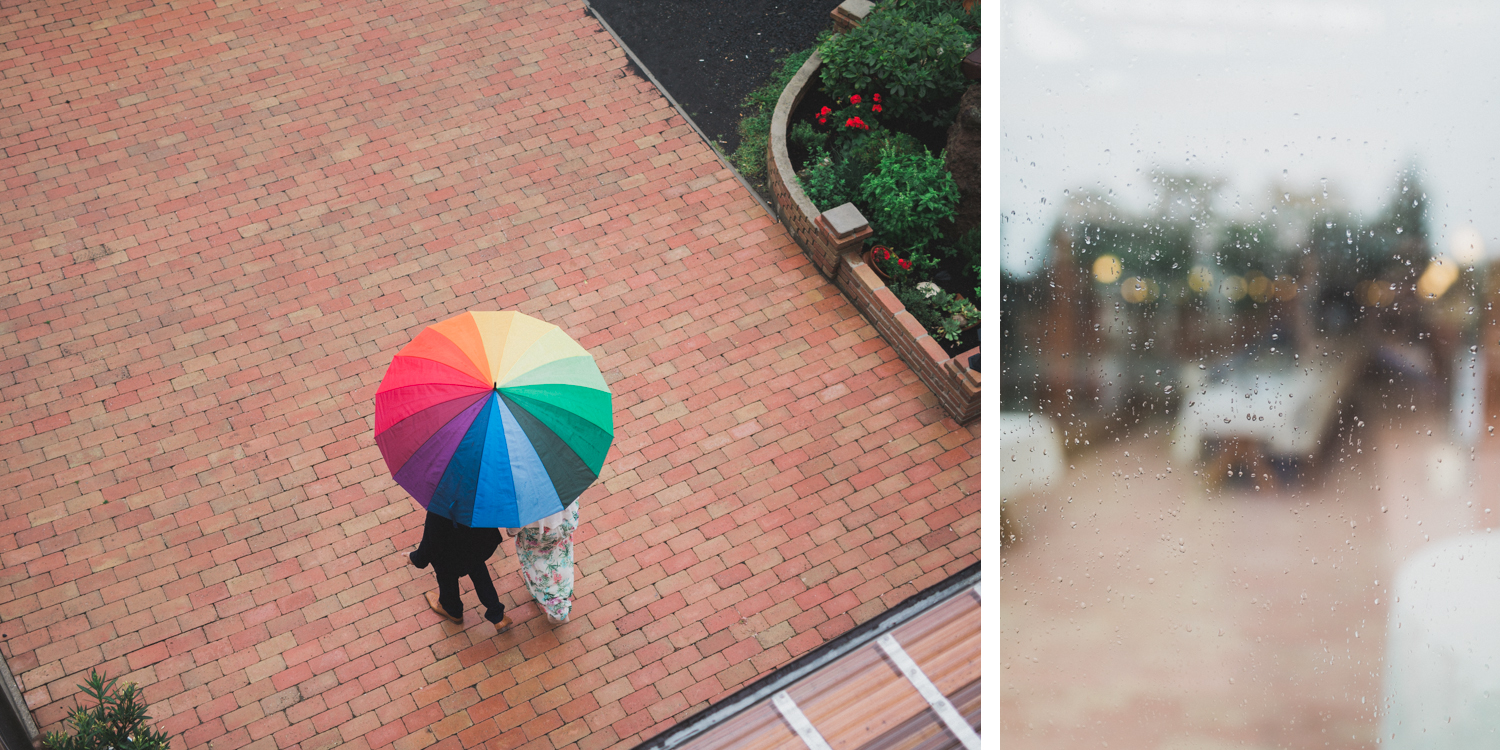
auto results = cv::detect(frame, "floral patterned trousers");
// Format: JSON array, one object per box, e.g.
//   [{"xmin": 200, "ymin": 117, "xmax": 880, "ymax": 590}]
[{"xmin": 516, "ymin": 502, "xmax": 579, "ymax": 621}]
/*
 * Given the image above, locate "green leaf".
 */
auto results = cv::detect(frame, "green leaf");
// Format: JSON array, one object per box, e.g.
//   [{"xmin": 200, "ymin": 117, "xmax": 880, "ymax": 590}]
[{"xmin": 43, "ymin": 671, "xmax": 173, "ymax": 750}]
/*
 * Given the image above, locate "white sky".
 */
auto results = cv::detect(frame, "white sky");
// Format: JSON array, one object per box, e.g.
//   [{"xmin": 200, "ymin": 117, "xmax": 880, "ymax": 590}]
[{"xmin": 1000, "ymin": 0, "xmax": 1500, "ymax": 277}]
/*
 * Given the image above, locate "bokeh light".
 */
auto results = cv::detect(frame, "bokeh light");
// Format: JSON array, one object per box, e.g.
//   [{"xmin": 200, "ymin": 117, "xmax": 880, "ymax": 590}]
[
  {"xmin": 1247, "ymin": 271, "xmax": 1270, "ymax": 303},
  {"xmin": 1221, "ymin": 275, "xmax": 1247, "ymax": 301},
  {"xmin": 1188, "ymin": 266, "xmax": 1214, "ymax": 293},
  {"xmin": 1416, "ymin": 256, "xmax": 1460, "ymax": 300},
  {"xmin": 1093, "ymin": 254, "xmax": 1123, "ymax": 284}
]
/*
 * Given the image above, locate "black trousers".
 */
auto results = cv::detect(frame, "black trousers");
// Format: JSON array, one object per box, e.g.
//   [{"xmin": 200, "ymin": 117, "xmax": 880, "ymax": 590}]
[{"xmin": 412, "ymin": 553, "xmax": 506, "ymax": 624}]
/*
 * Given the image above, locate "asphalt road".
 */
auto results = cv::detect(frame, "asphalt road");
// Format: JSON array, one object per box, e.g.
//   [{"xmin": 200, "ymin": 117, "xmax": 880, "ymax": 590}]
[{"xmin": 587, "ymin": 0, "xmax": 834, "ymax": 154}]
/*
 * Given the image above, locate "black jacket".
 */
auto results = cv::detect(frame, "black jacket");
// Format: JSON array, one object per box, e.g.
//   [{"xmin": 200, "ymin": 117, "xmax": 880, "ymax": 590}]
[{"xmin": 410, "ymin": 511, "xmax": 501, "ymax": 571}]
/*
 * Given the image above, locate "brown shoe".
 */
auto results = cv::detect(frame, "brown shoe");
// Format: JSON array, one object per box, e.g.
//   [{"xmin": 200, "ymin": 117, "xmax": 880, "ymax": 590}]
[
  {"xmin": 493, "ymin": 615, "xmax": 515, "ymax": 635},
  {"xmin": 426, "ymin": 591, "xmax": 462, "ymax": 624}
]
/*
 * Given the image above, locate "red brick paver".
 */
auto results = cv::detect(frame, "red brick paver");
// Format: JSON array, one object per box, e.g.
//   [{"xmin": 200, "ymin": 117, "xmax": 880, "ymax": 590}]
[{"xmin": 0, "ymin": 1, "xmax": 980, "ymax": 748}]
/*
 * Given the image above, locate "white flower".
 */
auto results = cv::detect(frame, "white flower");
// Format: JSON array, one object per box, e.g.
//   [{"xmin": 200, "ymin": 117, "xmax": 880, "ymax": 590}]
[{"xmin": 916, "ymin": 281, "xmax": 941, "ymax": 299}]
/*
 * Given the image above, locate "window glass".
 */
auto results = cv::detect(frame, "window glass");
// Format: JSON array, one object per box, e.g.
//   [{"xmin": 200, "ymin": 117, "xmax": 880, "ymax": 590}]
[{"xmin": 1000, "ymin": 2, "xmax": 1500, "ymax": 746}]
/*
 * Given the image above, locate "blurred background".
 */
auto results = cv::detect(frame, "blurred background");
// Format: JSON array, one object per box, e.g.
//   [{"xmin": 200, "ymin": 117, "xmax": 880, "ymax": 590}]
[{"xmin": 999, "ymin": 1, "xmax": 1500, "ymax": 747}]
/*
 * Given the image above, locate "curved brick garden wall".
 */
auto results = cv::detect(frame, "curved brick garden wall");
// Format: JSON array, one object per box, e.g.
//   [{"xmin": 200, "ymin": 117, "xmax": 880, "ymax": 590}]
[{"xmin": 763, "ymin": 40, "xmax": 980, "ymax": 424}]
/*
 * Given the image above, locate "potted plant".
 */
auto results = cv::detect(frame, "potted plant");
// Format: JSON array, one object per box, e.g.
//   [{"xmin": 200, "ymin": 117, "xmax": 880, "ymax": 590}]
[{"xmin": 867, "ymin": 245, "xmax": 915, "ymax": 282}]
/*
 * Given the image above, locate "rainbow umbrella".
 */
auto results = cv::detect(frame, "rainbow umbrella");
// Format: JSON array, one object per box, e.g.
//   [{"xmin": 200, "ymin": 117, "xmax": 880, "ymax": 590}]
[{"xmin": 374, "ymin": 311, "xmax": 613, "ymax": 528}]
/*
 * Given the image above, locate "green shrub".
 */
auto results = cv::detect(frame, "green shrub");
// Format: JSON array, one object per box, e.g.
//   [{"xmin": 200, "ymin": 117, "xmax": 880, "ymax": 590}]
[
  {"xmin": 730, "ymin": 45, "xmax": 819, "ymax": 180},
  {"xmin": 948, "ymin": 225, "xmax": 981, "ymax": 271},
  {"xmin": 879, "ymin": 0, "xmax": 981, "ymax": 32},
  {"xmin": 796, "ymin": 129, "xmax": 924, "ymax": 213},
  {"xmin": 818, "ymin": 11, "xmax": 973, "ymax": 125},
  {"xmin": 842, "ymin": 129, "xmax": 922, "ymax": 177},
  {"xmin": 859, "ymin": 147, "xmax": 960, "ymax": 254},
  {"xmin": 43, "ymin": 671, "xmax": 172, "ymax": 750},
  {"xmin": 799, "ymin": 130, "xmax": 915, "ymax": 208}
]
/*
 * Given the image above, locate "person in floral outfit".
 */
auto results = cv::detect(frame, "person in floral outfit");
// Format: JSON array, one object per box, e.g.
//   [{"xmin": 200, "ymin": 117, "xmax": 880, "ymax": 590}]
[{"xmin": 510, "ymin": 501, "xmax": 579, "ymax": 624}]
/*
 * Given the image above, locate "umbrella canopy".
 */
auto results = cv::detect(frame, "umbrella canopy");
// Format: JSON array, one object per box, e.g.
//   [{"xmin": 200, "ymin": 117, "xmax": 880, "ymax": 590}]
[{"xmin": 375, "ymin": 311, "xmax": 613, "ymax": 528}]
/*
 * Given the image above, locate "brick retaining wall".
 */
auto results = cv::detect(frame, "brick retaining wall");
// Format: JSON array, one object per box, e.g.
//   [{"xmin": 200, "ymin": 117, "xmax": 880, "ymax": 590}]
[
  {"xmin": 838, "ymin": 251, "xmax": 981, "ymax": 423},
  {"xmin": 764, "ymin": 40, "xmax": 980, "ymax": 424},
  {"xmin": 767, "ymin": 51, "xmax": 832, "ymax": 274}
]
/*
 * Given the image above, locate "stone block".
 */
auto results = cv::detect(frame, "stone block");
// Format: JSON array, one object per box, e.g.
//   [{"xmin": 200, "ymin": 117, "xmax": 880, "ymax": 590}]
[{"xmin": 831, "ymin": 0, "xmax": 874, "ymax": 33}]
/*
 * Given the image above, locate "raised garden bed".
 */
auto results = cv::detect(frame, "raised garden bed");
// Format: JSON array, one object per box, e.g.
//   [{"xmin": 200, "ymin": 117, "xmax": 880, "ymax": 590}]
[{"xmin": 764, "ymin": 22, "xmax": 980, "ymax": 424}]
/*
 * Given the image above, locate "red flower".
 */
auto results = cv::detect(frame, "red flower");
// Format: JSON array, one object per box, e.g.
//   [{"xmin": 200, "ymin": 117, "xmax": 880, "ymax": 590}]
[
  {"xmin": 819, "ymin": 106, "xmax": 832, "ymax": 115},
  {"xmin": 845, "ymin": 117, "xmax": 869, "ymax": 130},
  {"xmin": 897, "ymin": 258, "xmax": 912, "ymax": 271},
  {"xmin": 872, "ymin": 246, "xmax": 891, "ymax": 262},
  {"xmin": 850, "ymin": 94, "xmax": 862, "ymax": 105},
  {"xmin": 873, "ymin": 93, "xmax": 881, "ymax": 102},
  {"xmin": 872, "ymin": 104, "xmax": 882, "ymax": 113}
]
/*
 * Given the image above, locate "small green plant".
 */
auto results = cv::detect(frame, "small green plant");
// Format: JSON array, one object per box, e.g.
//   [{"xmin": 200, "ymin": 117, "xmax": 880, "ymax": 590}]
[
  {"xmin": 860, "ymin": 147, "xmax": 960, "ymax": 254},
  {"xmin": 787, "ymin": 120, "xmax": 828, "ymax": 155},
  {"xmin": 43, "ymin": 671, "xmax": 172, "ymax": 750},
  {"xmin": 818, "ymin": 11, "xmax": 973, "ymax": 125},
  {"xmin": 729, "ymin": 43, "xmax": 821, "ymax": 180},
  {"xmin": 797, "ymin": 148, "xmax": 852, "ymax": 211},
  {"xmin": 894, "ymin": 281, "xmax": 980, "ymax": 344}
]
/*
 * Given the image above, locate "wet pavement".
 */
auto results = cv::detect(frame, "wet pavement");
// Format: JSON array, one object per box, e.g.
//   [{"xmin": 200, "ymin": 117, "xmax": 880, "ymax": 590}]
[
  {"xmin": 1001, "ymin": 394, "xmax": 1499, "ymax": 749},
  {"xmin": 0, "ymin": 1, "xmax": 980, "ymax": 748}
]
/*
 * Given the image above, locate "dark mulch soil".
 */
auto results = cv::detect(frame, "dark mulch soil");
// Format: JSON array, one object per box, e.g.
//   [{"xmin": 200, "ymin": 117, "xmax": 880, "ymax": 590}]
[{"xmin": 586, "ymin": 0, "xmax": 833, "ymax": 155}]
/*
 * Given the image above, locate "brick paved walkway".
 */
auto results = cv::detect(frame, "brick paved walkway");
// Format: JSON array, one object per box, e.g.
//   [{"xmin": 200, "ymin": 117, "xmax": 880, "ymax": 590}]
[{"xmin": 0, "ymin": 1, "xmax": 980, "ymax": 749}]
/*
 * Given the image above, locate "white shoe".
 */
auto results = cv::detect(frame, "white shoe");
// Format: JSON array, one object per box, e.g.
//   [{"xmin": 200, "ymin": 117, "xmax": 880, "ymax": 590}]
[{"xmin": 546, "ymin": 612, "xmax": 569, "ymax": 624}]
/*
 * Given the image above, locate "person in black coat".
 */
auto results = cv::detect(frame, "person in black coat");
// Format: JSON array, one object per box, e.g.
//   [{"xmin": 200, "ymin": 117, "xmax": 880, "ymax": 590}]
[{"xmin": 409, "ymin": 511, "xmax": 514, "ymax": 632}]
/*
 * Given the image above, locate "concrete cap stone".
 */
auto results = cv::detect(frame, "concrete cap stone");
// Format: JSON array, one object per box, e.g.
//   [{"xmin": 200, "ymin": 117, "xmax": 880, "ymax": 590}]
[
  {"xmin": 822, "ymin": 203, "xmax": 868, "ymax": 237},
  {"xmin": 838, "ymin": 0, "xmax": 874, "ymax": 20}
]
